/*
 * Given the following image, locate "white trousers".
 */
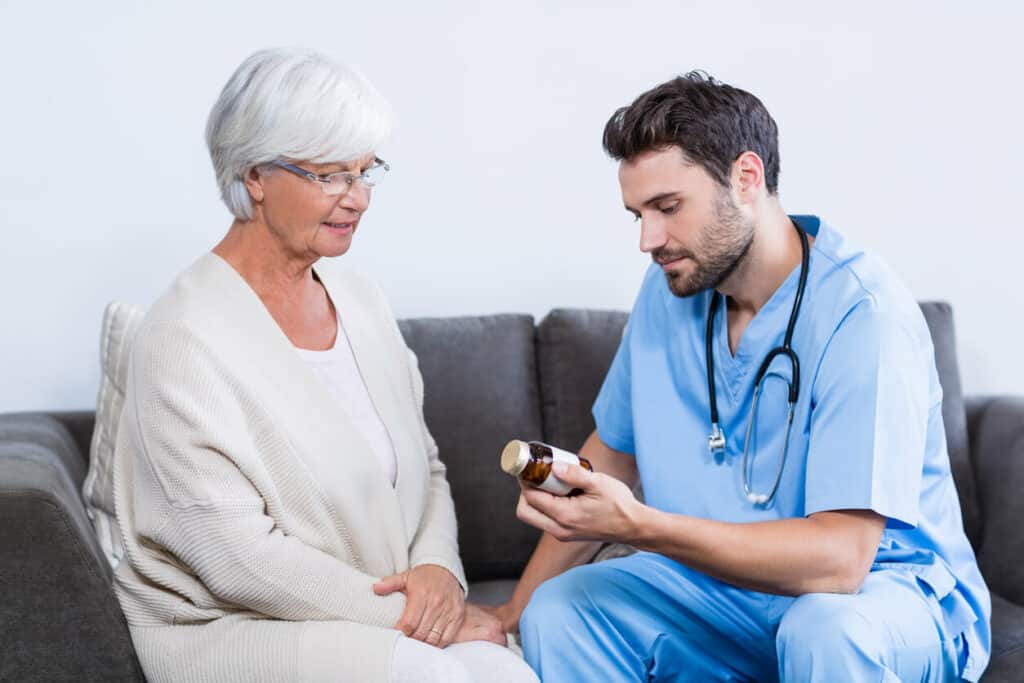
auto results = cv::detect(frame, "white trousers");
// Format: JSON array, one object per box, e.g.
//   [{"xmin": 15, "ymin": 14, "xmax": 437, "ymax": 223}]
[{"xmin": 390, "ymin": 637, "xmax": 538, "ymax": 683}]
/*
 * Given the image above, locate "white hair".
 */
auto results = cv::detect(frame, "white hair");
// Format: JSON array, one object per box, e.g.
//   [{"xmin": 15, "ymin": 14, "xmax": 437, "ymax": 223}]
[{"xmin": 206, "ymin": 47, "xmax": 393, "ymax": 220}]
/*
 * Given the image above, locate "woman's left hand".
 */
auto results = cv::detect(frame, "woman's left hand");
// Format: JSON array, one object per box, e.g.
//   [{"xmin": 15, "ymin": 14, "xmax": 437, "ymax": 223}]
[{"xmin": 374, "ymin": 564, "xmax": 465, "ymax": 648}]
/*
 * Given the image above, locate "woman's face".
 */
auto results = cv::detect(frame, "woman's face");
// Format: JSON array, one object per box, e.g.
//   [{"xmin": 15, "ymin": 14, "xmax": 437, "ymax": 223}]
[{"xmin": 249, "ymin": 151, "xmax": 378, "ymax": 261}]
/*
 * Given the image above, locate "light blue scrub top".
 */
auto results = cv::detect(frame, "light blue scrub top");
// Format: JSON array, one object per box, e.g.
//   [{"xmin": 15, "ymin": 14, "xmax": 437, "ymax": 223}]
[{"xmin": 593, "ymin": 216, "xmax": 991, "ymax": 679}]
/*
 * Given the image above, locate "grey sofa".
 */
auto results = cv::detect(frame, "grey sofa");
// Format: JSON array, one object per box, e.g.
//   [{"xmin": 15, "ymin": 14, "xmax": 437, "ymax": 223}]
[{"xmin": 1, "ymin": 305, "xmax": 1022, "ymax": 681}]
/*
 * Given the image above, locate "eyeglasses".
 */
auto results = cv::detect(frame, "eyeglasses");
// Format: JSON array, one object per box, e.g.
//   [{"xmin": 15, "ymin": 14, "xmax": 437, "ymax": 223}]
[{"xmin": 270, "ymin": 158, "xmax": 390, "ymax": 196}]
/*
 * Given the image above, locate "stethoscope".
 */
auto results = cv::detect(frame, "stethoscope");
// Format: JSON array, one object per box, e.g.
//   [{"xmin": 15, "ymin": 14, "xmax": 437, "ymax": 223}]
[{"xmin": 705, "ymin": 222, "xmax": 809, "ymax": 506}]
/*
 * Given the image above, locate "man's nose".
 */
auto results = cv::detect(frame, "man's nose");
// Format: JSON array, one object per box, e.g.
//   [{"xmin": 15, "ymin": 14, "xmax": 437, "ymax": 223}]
[{"xmin": 638, "ymin": 217, "xmax": 667, "ymax": 254}]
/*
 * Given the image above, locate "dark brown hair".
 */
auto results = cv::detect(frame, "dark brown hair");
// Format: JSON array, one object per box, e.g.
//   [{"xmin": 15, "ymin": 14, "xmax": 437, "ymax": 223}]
[{"xmin": 602, "ymin": 71, "xmax": 780, "ymax": 195}]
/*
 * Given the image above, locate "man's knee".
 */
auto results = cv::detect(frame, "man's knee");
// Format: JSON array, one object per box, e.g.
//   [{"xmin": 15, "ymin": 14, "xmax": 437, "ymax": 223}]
[
  {"xmin": 776, "ymin": 593, "xmax": 881, "ymax": 667},
  {"xmin": 520, "ymin": 564, "xmax": 612, "ymax": 636}
]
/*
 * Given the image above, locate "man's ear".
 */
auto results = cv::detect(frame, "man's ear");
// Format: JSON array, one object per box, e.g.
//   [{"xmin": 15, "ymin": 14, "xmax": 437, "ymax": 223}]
[
  {"xmin": 244, "ymin": 166, "xmax": 266, "ymax": 204},
  {"xmin": 731, "ymin": 151, "xmax": 766, "ymax": 204}
]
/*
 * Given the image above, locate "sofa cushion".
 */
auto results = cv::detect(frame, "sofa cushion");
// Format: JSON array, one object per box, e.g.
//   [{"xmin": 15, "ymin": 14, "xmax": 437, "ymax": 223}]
[
  {"xmin": 399, "ymin": 315, "xmax": 544, "ymax": 581},
  {"xmin": 984, "ymin": 592, "xmax": 1024, "ymax": 682},
  {"xmin": 82, "ymin": 301, "xmax": 144, "ymax": 570},
  {"xmin": 918, "ymin": 302, "xmax": 978, "ymax": 546},
  {"xmin": 536, "ymin": 309, "xmax": 629, "ymax": 452},
  {"xmin": 969, "ymin": 396, "xmax": 1024, "ymax": 604}
]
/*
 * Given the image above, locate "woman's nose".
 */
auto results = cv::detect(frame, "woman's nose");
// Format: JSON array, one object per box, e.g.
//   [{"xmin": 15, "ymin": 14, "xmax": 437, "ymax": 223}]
[{"xmin": 340, "ymin": 181, "xmax": 372, "ymax": 212}]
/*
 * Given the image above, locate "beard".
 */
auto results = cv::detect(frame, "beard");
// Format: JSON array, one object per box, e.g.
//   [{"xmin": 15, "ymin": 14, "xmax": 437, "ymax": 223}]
[{"xmin": 652, "ymin": 189, "xmax": 755, "ymax": 298}]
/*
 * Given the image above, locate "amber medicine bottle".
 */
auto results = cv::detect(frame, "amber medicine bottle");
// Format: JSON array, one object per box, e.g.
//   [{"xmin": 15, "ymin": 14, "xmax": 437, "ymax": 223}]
[{"xmin": 501, "ymin": 440, "xmax": 593, "ymax": 496}]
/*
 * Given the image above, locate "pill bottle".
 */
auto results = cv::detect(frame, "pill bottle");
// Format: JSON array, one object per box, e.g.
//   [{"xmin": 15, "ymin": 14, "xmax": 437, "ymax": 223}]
[{"xmin": 500, "ymin": 440, "xmax": 593, "ymax": 496}]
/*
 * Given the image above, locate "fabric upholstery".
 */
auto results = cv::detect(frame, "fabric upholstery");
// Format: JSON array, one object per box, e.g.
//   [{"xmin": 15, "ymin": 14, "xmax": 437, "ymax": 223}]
[
  {"xmin": 983, "ymin": 593, "xmax": 1024, "ymax": 682},
  {"xmin": 51, "ymin": 410, "xmax": 98, "ymax": 467},
  {"xmin": 81, "ymin": 301, "xmax": 144, "ymax": 569},
  {"xmin": 919, "ymin": 301, "xmax": 980, "ymax": 547},
  {"xmin": 0, "ymin": 437, "xmax": 143, "ymax": 681},
  {"xmin": 536, "ymin": 309, "xmax": 629, "ymax": 452},
  {"xmin": 399, "ymin": 315, "xmax": 544, "ymax": 581},
  {"xmin": 966, "ymin": 395, "xmax": 995, "ymax": 551},
  {"xmin": 967, "ymin": 395, "xmax": 1024, "ymax": 605},
  {"xmin": 467, "ymin": 579, "xmax": 519, "ymax": 607},
  {"xmin": 0, "ymin": 413, "xmax": 86, "ymax": 489}
]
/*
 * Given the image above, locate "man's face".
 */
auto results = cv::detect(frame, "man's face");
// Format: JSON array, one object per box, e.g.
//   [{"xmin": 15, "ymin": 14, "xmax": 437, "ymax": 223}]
[{"xmin": 619, "ymin": 146, "xmax": 754, "ymax": 297}]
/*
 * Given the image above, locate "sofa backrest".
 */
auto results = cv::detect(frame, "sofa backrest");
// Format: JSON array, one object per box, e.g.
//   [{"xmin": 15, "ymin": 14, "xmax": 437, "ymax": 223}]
[
  {"xmin": 536, "ymin": 310, "xmax": 630, "ymax": 453},
  {"xmin": 917, "ymin": 303, "xmax": 979, "ymax": 546},
  {"xmin": 398, "ymin": 315, "xmax": 544, "ymax": 581},
  {"xmin": 534, "ymin": 304, "xmax": 981, "ymax": 548}
]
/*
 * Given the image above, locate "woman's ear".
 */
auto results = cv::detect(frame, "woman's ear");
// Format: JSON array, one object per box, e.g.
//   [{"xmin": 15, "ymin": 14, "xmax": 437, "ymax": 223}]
[{"xmin": 244, "ymin": 166, "xmax": 266, "ymax": 204}]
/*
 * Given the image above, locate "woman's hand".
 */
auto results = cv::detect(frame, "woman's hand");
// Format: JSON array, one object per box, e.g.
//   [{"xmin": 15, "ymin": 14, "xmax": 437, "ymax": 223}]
[
  {"xmin": 374, "ymin": 564, "xmax": 465, "ymax": 648},
  {"xmin": 453, "ymin": 603, "xmax": 508, "ymax": 646},
  {"xmin": 477, "ymin": 602, "xmax": 522, "ymax": 635}
]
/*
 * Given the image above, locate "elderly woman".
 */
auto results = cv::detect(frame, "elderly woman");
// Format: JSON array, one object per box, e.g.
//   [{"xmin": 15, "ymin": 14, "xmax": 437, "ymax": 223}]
[{"xmin": 111, "ymin": 48, "xmax": 537, "ymax": 683}]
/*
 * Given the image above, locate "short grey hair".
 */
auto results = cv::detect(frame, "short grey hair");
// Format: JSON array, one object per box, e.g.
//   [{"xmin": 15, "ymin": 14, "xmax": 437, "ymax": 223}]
[{"xmin": 206, "ymin": 48, "xmax": 393, "ymax": 220}]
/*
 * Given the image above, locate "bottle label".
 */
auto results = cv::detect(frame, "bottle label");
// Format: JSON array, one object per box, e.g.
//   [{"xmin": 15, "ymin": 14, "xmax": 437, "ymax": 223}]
[{"xmin": 537, "ymin": 446, "xmax": 581, "ymax": 496}]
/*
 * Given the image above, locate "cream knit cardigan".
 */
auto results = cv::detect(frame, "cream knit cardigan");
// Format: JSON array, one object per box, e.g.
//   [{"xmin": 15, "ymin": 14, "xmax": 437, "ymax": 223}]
[{"xmin": 112, "ymin": 253, "xmax": 466, "ymax": 682}]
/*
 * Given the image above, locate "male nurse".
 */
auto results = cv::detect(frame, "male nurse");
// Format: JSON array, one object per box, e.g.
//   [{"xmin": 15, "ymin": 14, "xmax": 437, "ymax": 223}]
[{"xmin": 486, "ymin": 72, "xmax": 990, "ymax": 682}]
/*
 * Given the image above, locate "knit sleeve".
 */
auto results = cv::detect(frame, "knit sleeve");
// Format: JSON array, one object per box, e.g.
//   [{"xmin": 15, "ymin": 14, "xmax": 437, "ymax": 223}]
[{"xmin": 126, "ymin": 321, "xmax": 406, "ymax": 627}]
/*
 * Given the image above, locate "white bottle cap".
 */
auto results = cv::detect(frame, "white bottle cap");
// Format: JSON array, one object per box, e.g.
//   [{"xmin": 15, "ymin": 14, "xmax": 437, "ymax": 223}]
[{"xmin": 500, "ymin": 440, "xmax": 530, "ymax": 476}]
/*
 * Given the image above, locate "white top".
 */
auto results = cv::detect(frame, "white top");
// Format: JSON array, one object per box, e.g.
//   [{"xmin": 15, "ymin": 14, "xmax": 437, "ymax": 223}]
[{"xmin": 295, "ymin": 320, "xmax": 399, "ymax": 487}]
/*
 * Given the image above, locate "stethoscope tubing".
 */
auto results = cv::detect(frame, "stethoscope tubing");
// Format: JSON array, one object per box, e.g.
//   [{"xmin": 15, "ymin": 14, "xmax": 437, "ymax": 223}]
[{"xmin": 705, "ymin": 221, "xmax": 810, "ymax": 505}]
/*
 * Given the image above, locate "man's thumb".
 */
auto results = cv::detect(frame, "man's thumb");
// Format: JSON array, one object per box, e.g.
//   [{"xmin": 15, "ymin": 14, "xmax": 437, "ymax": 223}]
[{"xmin": 552, "ymin": 461, "xmax": 591, "ymax": 487}]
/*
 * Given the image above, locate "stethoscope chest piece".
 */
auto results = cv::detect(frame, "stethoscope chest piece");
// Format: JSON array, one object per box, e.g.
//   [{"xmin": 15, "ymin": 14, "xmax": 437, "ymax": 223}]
[{"xmin": 708, "ymin": 423, "xmax": 726, "ymax": 458}]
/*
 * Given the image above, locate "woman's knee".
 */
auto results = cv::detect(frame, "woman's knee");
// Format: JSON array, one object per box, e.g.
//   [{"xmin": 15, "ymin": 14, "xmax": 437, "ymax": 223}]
[
  {"xmin": 445, "ymin": 641, "xmax": 538, "ymax": 683},
  {"xmin": 390, "ymin": 636, "xmax": 473, "ymax": 683}
]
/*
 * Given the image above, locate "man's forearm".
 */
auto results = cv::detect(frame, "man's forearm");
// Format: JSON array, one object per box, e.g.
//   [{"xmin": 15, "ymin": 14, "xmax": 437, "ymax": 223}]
[
  {"xmin": 631, "ymin": 507, "xmax": 885, "ymax": 596},
  {"xmin": 506, "ymin": 533, "xmax": 602, "ymax": 614}
]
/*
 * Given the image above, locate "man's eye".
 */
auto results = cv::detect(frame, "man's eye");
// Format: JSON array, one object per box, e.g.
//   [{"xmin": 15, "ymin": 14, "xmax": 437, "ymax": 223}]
[
  {"xmin": 659, "ymin": 203, "xmax": 679, "ymax": 215},
  {"xmin": 632, "ymin": 213, "xmax": 641, "ymax": 223}
]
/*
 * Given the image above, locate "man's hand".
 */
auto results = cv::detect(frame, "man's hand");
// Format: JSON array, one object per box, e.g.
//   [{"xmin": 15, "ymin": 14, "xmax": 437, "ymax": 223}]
[
  {"xmin": 516, "ymin": 461, "xmax": 645, "ymax": 544},
  {"xmin": 453, "ymin": 603, "xmax": 507, "ymax": 646},
  {"xmin": 374, "ymin": 564, "xmax": 465, "ymax": 648}
]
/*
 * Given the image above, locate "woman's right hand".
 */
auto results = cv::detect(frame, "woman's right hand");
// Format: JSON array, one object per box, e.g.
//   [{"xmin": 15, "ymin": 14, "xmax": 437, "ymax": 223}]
[
  {"xmin": 477, "ymin": 601, "xmax": 522, "ymax": 635},
  {"xmin": 452, "ymin": 603, "xmax": 508, "ymax": 646}
]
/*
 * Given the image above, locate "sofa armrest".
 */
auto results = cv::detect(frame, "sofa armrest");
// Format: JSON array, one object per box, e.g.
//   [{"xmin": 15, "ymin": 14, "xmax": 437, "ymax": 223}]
[
  {"xmin": 965, "ymin": 395, "xmax": 1024, "ymax": 607},
  {"xmin": 0, "ymin": 412, "xmax": 88, "ymax": 488},
  {"xmin": 0, "ymin": 419, "xmax": 143, "ymax": 681}
]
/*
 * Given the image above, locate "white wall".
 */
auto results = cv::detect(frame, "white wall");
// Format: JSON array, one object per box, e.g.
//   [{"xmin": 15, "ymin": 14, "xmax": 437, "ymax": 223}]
[{"xmin": 1, "ymin": 1, "xmax": 1022, "ymax": 412}]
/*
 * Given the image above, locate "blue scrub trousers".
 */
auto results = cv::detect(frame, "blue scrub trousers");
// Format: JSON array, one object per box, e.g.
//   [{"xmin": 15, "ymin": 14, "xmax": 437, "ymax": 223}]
[{"xmin": 520, "ymin": 553, "xmax": 960, "ymax": 682}]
